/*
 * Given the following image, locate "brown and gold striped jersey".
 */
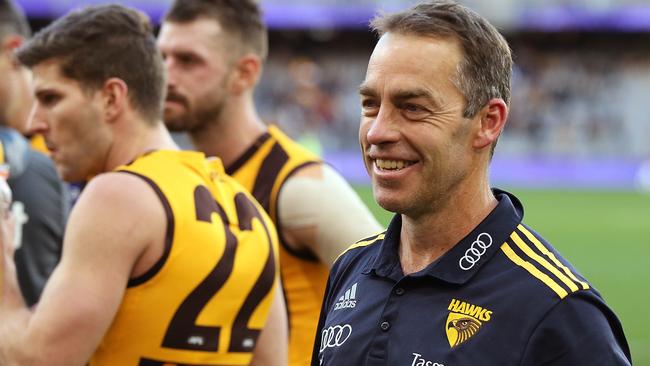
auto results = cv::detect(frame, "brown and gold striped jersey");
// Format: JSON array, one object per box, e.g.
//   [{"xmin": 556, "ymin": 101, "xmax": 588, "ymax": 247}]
[
  {"xmin": 226, "ymin": 126, "xmax": 327, "ymax": 366},
  {"xmin": 90, "ymin": 150, "xmax": 279, "ymax": 366}
]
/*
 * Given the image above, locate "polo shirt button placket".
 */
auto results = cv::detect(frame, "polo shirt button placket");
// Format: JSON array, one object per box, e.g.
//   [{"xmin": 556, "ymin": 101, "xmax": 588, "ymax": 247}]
[
  {"xmin": 380, "ymin": 321, "xmax": 390, "ymax": 331},
  {"xmin": 394, "ymin": 287, "xmax": 405, "ymax": 296}
]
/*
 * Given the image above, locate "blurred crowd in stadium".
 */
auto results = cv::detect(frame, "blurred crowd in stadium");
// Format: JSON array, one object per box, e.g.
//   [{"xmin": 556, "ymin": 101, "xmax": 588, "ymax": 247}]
[{"xmin": 257, "ymin": 37, "xmax": 650, "ymax": 158}]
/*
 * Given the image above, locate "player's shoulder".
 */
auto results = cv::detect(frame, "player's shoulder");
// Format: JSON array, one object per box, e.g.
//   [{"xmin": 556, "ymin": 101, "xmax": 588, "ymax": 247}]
[
  {"xmin": 342, "ymin": 231, "xmax": 386, "ymax": 256},
  {"xmin": 493, "ymin": 222, "xmax": 593, "ymax": 303},
  {"xmin": 78, "ymin": 172, "xmax": 163, "ymax": 215},
  {"xmin": 331, "ymin": 231, "xmax": 386, "ymax": 271},
  {"xmin": 120, "ymin": 149, "xmax": 200, "ymax": 172},
  {"xmin": 268, "ymin": 125, "xmax": 321, "ymax": 160},
  {"xmin": 520, "ymin": 274, "xmax": 631, "ymax": 365},
  {"xmin": 62, "ymin": 173, "xmax": 161, "ymax": 240}
]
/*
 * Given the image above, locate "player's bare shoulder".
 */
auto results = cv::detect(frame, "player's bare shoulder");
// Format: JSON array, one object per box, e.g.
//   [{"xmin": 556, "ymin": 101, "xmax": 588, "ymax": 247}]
[{"xmin": 68, "ymin": 172, "xmax": 166, "ymax": 256}]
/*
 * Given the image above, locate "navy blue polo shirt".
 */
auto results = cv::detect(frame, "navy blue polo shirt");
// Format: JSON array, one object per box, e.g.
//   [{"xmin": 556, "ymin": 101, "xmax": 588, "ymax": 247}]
[{"xmin": 312, "ymin": 189, "xmax": 631, "ymax": 366}]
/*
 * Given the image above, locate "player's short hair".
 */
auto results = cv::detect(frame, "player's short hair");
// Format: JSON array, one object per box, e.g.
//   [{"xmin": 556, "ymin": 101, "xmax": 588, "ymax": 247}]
[
  {"xmin": 16, "ymin": 4, "xmax": 165, "ymax": 124},
  {"xmin": 164, "ymin": 0, "xmax": 268, "ymax": 60},
  {"xmin": 371, "ymin": 0, "xmax": 512, "ymax": 119},
  {"xmin": 0, "ymin": 0, "xmax": 31, "ymax": 40}
]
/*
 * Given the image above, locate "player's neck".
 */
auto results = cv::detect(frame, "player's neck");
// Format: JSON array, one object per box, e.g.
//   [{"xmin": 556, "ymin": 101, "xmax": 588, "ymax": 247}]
[
  {"xmin": 399, "ymin": 178, "xmax": 497, "ymax": 275},
  {"xmin": 189, "ymin": 97, "xmax": 267, "ymax": 167},
  {"xmin": 106, "ymin": 120, "xmax": 178, "ymax": 171}
]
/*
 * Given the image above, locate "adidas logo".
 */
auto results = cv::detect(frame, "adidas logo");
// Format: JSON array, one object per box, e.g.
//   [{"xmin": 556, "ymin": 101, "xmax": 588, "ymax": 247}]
[{"xmin": 334, "ymin": 283, "xmax": 358, "ymax": 310}]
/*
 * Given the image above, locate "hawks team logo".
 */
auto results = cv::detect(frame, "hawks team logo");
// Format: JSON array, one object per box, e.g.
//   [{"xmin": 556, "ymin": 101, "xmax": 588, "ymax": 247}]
[{"xmin": 445, "ymin": 298, "xmax": 492, "ymax": 348}]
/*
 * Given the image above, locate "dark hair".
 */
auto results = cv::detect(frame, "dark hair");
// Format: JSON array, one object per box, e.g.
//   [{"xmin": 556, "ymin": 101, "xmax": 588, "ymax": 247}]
[
  {"xmin": 371, "ymin": 0, "xmax": 512, "ymax": 119},
  {"xmin": 165, "ymin": 0, "xmax": 268, "ymax": 60},
  {"xmin": 0, "ymin": 0, "xmax": 31, "ymax": 39},
  {"xmin": 16, "ymin": 4, "xmax": 165, "ymax": 123}
]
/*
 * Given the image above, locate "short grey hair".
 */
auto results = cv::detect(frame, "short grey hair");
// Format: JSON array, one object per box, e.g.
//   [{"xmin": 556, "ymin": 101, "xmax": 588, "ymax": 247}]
[{"xmin": 371, "ymin": 0, "xmax": 512, "ymax": 119}]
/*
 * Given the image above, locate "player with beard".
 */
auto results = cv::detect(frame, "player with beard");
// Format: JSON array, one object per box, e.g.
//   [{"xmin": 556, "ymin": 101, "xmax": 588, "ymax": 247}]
[
  {"xmin": 157, "ymin": 1, "xmax": 383, "ymax": 364},
  {"xmin": 0, "ymin": 5, "xmax": 287, "ymax": 365}
]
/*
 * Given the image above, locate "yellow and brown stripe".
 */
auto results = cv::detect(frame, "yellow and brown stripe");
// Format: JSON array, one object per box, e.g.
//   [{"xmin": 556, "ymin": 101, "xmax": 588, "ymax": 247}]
[
  {"xmin": 501, "ymin": 224, "xmax": 588, "ymax": 299},
  {"xmin": 227, "ymin": 126, "xmax": 325, "ymax": 366}
]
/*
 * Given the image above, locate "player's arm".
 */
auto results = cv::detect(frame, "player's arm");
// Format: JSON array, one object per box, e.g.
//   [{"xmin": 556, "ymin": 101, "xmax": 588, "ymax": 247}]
[
  {"xmin": 250, "ymin": 282, "xmax": 288, "ymax": 366},
  {"xmin": 520, "ymin": 291, "xmax": 631, "ymax": 366},
  {"xmin": 0, "ymin": 173, "xmax": 163, "ymax": 366},
  {"xmin": 278, "ymin": 163, "xmax": 383, "ymax": 266}
]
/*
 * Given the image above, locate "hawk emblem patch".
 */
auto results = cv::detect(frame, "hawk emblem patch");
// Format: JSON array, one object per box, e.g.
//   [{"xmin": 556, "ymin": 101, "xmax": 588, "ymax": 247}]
[{"xmin": 445, "ymin": 298, "xmax": 492, "ymax": 348}]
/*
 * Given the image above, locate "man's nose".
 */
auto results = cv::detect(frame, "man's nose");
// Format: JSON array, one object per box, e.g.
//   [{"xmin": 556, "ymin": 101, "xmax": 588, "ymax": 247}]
[
  {"xmin": 365, "ymin": 105, "xmax": 400, "ymax": 146},
  {"xmin": 163, "ymin": 58, "xmax": 179, "ymax": 88},
  {"xmin": 26, "ymin": 104, "xmax": 48, "ymax": 135}
]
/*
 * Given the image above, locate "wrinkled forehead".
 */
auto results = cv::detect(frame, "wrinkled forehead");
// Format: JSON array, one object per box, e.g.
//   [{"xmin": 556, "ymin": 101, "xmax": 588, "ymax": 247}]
[
  {"xmin": 368, "ymin": 32, "xmax": 462, "ymax": 76},
  {"xmin": 362, "ymin": 33, "xmax": 463, "ymax": 97}
]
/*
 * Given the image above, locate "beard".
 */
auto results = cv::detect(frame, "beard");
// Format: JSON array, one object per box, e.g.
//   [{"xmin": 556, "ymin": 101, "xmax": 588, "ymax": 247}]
[{"xmin": 164, "ymin": 89, "xmax": 227, "ymax": 134}]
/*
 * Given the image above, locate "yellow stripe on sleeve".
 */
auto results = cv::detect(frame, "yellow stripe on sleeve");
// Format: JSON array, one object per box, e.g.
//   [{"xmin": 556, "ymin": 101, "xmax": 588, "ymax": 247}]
[
  {"xmin": 518, "ymin": 225, "xmax": 589, "ymax": 290},
  {"xmin": 511, "ymin": 232, "xmax": 579, "ymax": 292},
  {"xmin": 501, "ymin": 243, "xmax": 568, "ymax": 299},
  {"xmin": 337, "ymin": 233, "xmax": 385, "ymax": 260}
]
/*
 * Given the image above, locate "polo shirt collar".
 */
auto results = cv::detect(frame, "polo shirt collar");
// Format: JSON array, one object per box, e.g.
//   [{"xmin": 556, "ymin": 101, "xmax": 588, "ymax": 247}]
[{"xmin": 362, "ymin": 188, "xmax": 524, "ymax": 284}]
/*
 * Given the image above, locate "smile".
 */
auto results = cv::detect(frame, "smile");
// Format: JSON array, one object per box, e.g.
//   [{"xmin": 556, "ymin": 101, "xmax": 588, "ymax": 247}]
[{"xmin": 374, "ymin": 159, "xmax": 415, "ymax": 171}]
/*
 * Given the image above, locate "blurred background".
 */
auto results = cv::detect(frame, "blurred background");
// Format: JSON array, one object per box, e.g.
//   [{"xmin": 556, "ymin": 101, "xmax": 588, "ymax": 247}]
[{"xmin": 18, "ymin": 0, "xmax": 650, "ymax": 363}]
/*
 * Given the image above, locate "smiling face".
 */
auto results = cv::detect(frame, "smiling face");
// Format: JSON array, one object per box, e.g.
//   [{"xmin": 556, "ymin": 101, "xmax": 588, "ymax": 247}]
[
  {"xmin": 28, "ymin": 59, "xmax": 112, "ymax": 182},
  {"xmin": 157, "ymin": 18, "xmax": 235, "ymax": 133},
  {"xmin": 359, "ymin": 33, "xmax": 478, "ymax": 218}
]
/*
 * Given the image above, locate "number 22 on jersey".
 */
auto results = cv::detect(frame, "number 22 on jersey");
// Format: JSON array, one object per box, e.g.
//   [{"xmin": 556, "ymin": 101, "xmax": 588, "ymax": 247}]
[{"xmin": 162, "ymin": 185, "xmax": 277, "ymax": 354}]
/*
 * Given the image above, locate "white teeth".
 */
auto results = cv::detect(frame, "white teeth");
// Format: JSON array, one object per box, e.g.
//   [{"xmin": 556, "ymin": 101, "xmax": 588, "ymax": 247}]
[{"xmin": 375, "ymin": 159, "xmax": 413, "ymax": 171}]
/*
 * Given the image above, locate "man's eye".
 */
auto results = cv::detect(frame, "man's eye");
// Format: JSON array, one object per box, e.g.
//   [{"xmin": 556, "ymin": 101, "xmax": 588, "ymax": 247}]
[
  {"xmin": 177, "ymin": 54, "xmax": 199, "ymax": 66},
  {"xmin": 404, "ymin": 104, "xmax": 423, "ymax": 113},
  {"xmin": 39, "ymin": 94, "xmax": 59, "ymax": 106},
  {"xmin": 361, "ymin": 99, "xmax": 378, "ymax": 109}
]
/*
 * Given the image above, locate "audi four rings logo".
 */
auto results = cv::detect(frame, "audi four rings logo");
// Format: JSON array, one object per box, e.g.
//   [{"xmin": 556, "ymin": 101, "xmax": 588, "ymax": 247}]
[
  {"xmin": 458, "ymin": 233, "xmax": 493, "ymax": 270},
  {"xmin": 320, "ymin": 324, "xmax": 352, "ymax": 352}
]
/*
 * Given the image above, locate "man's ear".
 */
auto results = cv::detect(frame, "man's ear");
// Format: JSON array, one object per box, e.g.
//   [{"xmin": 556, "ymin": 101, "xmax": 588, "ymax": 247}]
[
  {"xmin": 2, "ymin": 35, "xmax": 25, "ymax": 67},
  {"xmin": 2, "ymin": 34, "xmax": 24, "ymax": 52},
  {"xmin": 230, "ymin": 54, "xmax": 262, "ymax": 95},
  {"xmin": 473, "ymin": 98, "xmax": 508, "ymax": 150},
  {"xmin": 101, "ymin": 78, "xmax": 129, "ymax": 123}
]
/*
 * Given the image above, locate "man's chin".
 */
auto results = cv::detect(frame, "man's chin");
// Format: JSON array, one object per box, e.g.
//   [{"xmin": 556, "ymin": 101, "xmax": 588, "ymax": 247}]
[{"xmin": 162, "ymin": 114, "xmax": 191, "ymax": 132}]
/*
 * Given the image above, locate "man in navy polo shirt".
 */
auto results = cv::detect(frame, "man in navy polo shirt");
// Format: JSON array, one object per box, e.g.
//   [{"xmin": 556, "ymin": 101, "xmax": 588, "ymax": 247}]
[{"xmin": 311, "ymin": 1, "xmax": 632, "ymax": 365}]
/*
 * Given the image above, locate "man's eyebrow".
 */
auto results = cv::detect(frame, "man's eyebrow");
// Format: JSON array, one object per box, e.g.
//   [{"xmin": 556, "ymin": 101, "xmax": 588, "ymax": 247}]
[
  {"xmin": 390, "ymin": 89, "xmax": 436, "ymax": 102},
  {"xmin": 391, "ymin": 88, "xmax": 439, "ymax": 105},
  {"xmin": 358, "ymin": 83, "xmax": 377, "ymax": 97},
  {"xmin": 34, "ymin": 87, "xmax": 58, "ymax": 97},
  {"xmin": 358, "ymin": 84, "xmax": 443, "ymax": 108}
]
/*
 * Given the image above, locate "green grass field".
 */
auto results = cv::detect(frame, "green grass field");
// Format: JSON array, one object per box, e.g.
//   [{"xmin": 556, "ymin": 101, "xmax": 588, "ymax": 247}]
[{"xmin": 354, "ymin": 186, "xmax": 650, "ymax": 365}]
